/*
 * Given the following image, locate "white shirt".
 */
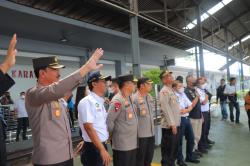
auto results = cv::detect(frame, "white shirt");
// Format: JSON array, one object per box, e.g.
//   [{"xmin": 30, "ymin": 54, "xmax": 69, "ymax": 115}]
[
  {"xmin": 224, "ymin": 84, "xmax": 236, "ymax": 94},
  {"xmin": 196, "ymin": 88, "xmax": 209, "ymax": 112},
  {"xmin": 78, "ymin": 92, "xmax": 109, "ymax": 142},
  {"xmin": 175, "ymin": 92, "xmax": 192, "ymax": 117},
  {"xmin": 14, "ymin": 98, "xmax": 28, "ymax": 118}
]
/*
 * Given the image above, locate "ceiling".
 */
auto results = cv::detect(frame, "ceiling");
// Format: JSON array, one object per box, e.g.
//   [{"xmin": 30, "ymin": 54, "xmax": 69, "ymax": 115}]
[{"xmin": 7, "ymin": 0, "xmax": 250, "ymax": 63}]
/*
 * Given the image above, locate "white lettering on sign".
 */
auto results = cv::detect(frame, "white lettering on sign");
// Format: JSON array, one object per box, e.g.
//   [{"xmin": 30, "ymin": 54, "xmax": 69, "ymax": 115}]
[{"xmin": 11, "ymin": 70, "xmax": 34, "ymax": 78}]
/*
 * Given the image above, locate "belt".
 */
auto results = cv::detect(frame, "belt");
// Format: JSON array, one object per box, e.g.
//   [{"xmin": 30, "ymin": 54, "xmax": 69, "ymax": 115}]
[
  {"xmin": 85, "ymin": 141, "xmax": 108, "ymax": 145},
  {"xmin": 181, "ymin": 116, "xmax": 189, "ymax": 119}
]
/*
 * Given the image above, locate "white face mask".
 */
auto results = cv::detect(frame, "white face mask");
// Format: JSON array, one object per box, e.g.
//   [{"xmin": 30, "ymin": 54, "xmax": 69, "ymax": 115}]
[
  {"xmin": 177, "ymin": 87, "xmax": 185, "ymax": 94},
  {"xmin": 200, "ymin": 83, "xmax": 207, "ymax": 89},
  {"xmin": 21, "ymin": 95, "xmax": 25, "ymax": 99}
]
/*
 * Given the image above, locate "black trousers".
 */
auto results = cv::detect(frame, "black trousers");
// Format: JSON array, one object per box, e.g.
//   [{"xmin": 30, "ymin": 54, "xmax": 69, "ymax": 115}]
[
  {"xmin": 199, "ymin": 112, "xmax": 210, "ymax": 149},
  {"xmin": 161, "ymin": 127, "xmax": 180, "ymax": 166},
  {"xmin": 81, "ymin": 142, "xmax": 107, "ymax": 166},
  {"xmin": 113, "ymin": 149, "xmax": 137, "ymax": 166},
  {"xmin": 247, "ymin": 111, "xmax": 250, "ymax": 131},
  {"xmin": 34, "ymin": 159, "xmax": 73, "ymax": 166},
  {"xmin": 206, "ymin": 112, "xmax": 211, "ymax": 141},
  {"xmin": 229, "ymin": 102, "xmax": 240, "ymax": 123},
  {"xmin": 177, "ymin": 117, "xmax": 195, "ymax": 162},
  {"xmin": 0, "ymin": 121, "xmax": 7, "ymax": 166},
  {"xmin": 68, "ymin": 110, "xmax": 74, "ymax": 128},
  {"xmin": 136, "ymin": 136, "xmax": 155, "ymax": 166},
  {"xmin": 16, "ymin": 117, "xmax": 28, "ymax": 140}
]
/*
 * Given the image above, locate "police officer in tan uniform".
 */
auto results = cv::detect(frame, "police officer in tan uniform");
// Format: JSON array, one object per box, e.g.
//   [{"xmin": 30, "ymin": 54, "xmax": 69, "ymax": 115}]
[
  {"xmin": 107, "ymin": 74, "xmax": 138, "ymax": 166},
  {"xmin": 133, "ymin": 77, "xmax": 155, "ymax": 166},
  {"xmin": 159, "ymin": 70, "xmax": 181, "ymax": 166},
  {"xmin": 25, "ymin": 48, "xmax": 104, "ymax": 166}
]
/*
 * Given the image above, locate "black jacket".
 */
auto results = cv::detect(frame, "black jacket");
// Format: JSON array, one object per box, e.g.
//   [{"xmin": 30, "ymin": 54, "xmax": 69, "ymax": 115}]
[
  {"xmin": 216, "ymin": 85, "xmax": 227, "ymax": 102},
  {"xmin": 0, "ymin": 70, "xmax": 15, "ymax": 97},
  {"xmin": 185, "ymin": 87, "xmax": 202, "ymax": 119}
]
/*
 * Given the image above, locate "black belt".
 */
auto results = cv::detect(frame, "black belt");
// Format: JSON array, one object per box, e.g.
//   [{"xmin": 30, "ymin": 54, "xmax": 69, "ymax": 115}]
[{"xmin": 85, "ymin": 141, "xmax": 108, "ymax": 145}]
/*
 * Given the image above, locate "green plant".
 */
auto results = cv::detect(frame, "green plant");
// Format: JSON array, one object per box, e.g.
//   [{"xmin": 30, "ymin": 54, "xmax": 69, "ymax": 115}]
[
  {"xmin": 142, "ymin": 68, "xmax": 162, "ymax": 97},
  {"xmin": 142, "ymin": 68, "xmax": 162, "ymax": 85}
]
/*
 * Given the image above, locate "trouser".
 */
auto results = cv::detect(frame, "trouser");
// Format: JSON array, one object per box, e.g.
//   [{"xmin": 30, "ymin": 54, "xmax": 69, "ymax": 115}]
[
  {"xmin": 190, "ymin": 118, "xmax": 202, "ymax": 150},
  {"xmin": 220, "ymin": 101, "xmax": 228, "ymax": 119},
  {"xmin": 136, "ymin": 136, "xmax": 155, "ymax": 166},
  {"xmin": 68, "ymin": 110, "xmax": 74, "ymax": 128},
  {"xmin": 16, "ymin": 117, "xmax": 28, "ymax": 140},
  {"xmin": 229, "ymin": 102, "xmax": 240, "ymax": 123},
  {"xmin": 198, "ymin": 112, "xmax": 210, "ymax": 150},
  {"xmin": 113, "ymin": 149, "xmax": 137, "ymax": 166},
  {"xmin": 247, "ymin": 111, "xmax": 250, "ymax": 131},
  {"xmin": 0, "ymin": 121, "xmax": 7, "ymax": 166},
  {"xmin": 34, "ymin": 159, "xmax": 73, "ymax": 166},
  {"xmin": 81, "ymin": 142, "xmax": 107, "ymax": 166},
  {"xmin": 177, "ymin": 117, "xmax": 195, "ymax": 162},
  {"xmin": 161, "ymin": 127, "xmax": 180, "ymax": 166}
]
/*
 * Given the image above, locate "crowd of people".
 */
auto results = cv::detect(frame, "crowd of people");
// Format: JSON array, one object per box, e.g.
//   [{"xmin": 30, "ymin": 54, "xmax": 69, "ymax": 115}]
[{"xmin": 0, "ymin": 34, "xmax": 250, "ymax": 166}]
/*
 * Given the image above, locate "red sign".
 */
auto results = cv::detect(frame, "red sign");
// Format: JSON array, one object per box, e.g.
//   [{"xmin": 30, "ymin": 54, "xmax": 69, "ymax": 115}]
[{"xmin": 11, "ymin": 70, "xmax": 34, "ymax": 78}]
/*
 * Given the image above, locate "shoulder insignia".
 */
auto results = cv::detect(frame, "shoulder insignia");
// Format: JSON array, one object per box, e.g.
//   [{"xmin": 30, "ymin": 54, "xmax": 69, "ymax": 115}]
[{"xmin": 114, "ymin": 102, "xmax": 122, "ymax": 112}]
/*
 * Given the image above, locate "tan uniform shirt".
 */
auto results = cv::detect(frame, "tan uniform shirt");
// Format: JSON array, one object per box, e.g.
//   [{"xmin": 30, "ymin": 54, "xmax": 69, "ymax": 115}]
[
  {"xmin": 107, "ymin": 92, "xmax": 138, "ymax": 151},
  {"xmin": 159, "ymin": 85, "xmax": 181, "ymax": 129},
  {"xmin": 25, "ymin": 71, "xmax": 83, "ymax": 165},
  {"xmin": 133, "ymin": 92, "xmax": 155, "ymax": 138}
]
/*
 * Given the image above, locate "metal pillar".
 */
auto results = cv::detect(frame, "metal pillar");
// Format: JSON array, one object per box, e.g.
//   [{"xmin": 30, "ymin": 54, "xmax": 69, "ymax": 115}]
[
  {"xmin": 196, "ymin": 5, "xmax": 204, "ymax": 77},
  {"xmin": 195, "ymin": 46, "xmax": 200, "ymax": 78},
  {"xmin": 129, "ymin": 0, "xmax": 141, "ymax": 77},
  {"xmin": 224, "ymin": 29, "xmax": 230, "ymax": 81},
  {"xmin": 79, "ymin": 49, "xmax": 90, "ymax": 85},
  {"xmin": 239, "ymin": 41, "xmax": 244, "ymax": 91},
  {"xmin": 163, "ymin": 0, "xmax": 168, "ymax": 26},
  {"xmin": 115, "ymin": 60, "xmax": 126, "ymax": 77}
]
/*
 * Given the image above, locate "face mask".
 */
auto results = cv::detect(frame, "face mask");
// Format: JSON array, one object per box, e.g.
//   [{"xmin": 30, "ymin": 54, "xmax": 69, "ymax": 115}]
[
  {"xmin": 177, "ymin": 87, "xmax": 184, "ymax": 94},
  {"xmin": 200, "ymin": 83, "xmax": 207, "ymax": 89},
  {"xmin": 21, "ymin": 95, "xmax": 25, "ymax": 99}
]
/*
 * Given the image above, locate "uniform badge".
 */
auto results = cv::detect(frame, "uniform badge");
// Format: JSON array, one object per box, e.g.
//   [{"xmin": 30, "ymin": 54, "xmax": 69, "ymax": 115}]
[
  {"xmin": 55, "ymin": 110, "xmax": 61, "ymax": 117},
  {"xmin": 141, "ymin": 109, "xmax": 146, "ymax": 115},
  {"xmin": 53, "ymin": 101, "xmax": 61, "ymax": 118},
  {"xmin": 95, "ymin": 103, "xmax": 99, "ymax": 108},
  {"xmin": 128, "ymin": 112, "xmax": 133, "ymax": 119},
  {"xmin": 114, "ymin": 102, "xmax": 121, "ymax": 112}
]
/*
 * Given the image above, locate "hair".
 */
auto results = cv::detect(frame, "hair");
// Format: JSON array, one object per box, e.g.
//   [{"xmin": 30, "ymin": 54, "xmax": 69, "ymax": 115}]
[
  {"xmin": 186, "ymin": 75, "xmax": 193, "ymax": 84},
  {"xmin": 88, "ymin": 82, "xmax": 94, "ymax": 91},
  {"xmin": 221, "ymin": 78, "xmax": 225, "ymax": 82},
  {"xmin": 118, "ymin": 81, "xmax": 126, "ymax": 89},
  {"xmin": 34, "ymin": 67, "xmax": 47, "ymax": 79},
  {"xmin": 176, "ymin": 76, "xmax": 183, "ymax": 83},
  {"xmin": 137, "ymin": 81, "xmax": 144, "ymax": 89},
  {"xmin": 230, "ymin": 77, "xmax": 236, "ymax": 83},
  {"xmin": 172, "ymin": 80, "xmax": 181, "ymax": 88}
]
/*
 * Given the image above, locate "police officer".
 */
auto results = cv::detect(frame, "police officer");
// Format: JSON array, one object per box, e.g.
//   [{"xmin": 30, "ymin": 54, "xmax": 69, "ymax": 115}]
[
  {"xmin": 78, "ymin": 71, "xmax": 112, "ymax": 166},
  {"xmin": 107, "ymin": 74, "xmax": 138, "ymax": 166},
  {"xmin": 159, "ymin": 70, "xmax": 181, "ymax": 166},
  {"xmin": 173, "ymin": 80, "xmax": 200, "ymax": 166},
  {"xmin": 133, "ymin": 77, "xmax": 155, "ymax": 166},
  {"xmin": 25, "ymin": 48, "xmax": 104, "ymax": 166}
]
